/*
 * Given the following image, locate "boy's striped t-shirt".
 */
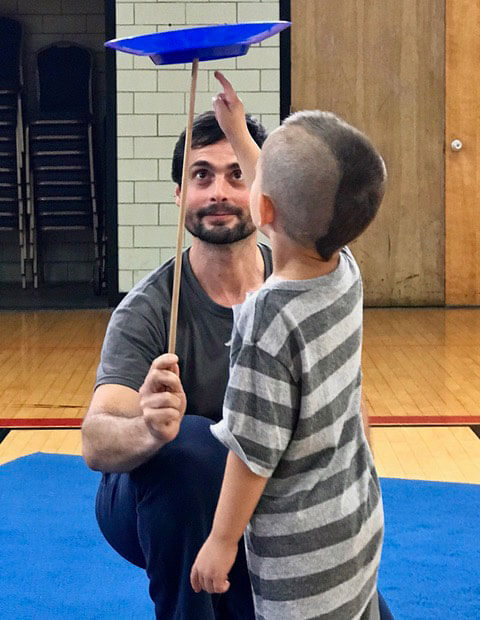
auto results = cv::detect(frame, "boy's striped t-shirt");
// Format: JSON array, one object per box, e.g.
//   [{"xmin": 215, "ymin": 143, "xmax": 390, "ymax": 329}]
[{"xmin": 211, "ymin": 248, "xmax": 384, "ymax": 619}]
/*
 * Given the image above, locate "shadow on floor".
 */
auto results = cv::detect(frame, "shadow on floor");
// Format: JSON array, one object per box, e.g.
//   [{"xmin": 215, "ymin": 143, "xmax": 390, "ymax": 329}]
[{"xmin": 0, "ymin": 282, "xmax": 109, "ymax": 310}]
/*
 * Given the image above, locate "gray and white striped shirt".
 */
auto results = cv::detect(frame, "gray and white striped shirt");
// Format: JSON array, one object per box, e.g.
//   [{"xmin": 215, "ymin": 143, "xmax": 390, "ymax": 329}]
[{"xmin": 211, "ymin": 248, "xmax": 383, "ymax": 619}]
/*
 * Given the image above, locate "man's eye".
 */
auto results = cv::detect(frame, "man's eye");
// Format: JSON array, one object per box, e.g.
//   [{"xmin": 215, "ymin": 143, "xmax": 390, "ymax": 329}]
[
  {"xmin": 232, "ymin": 169, "xmax": 243, "ymax": 180},
  {"xmin": 194, "ymin": 170, "xmax": 208, "ymax": 180}
]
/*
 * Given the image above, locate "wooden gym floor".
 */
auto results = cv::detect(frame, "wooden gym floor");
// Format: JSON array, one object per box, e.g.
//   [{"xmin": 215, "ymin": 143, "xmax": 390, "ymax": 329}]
[{"xmin": 1, "ymin": 308, "xmax": 480, "ymax": 484}]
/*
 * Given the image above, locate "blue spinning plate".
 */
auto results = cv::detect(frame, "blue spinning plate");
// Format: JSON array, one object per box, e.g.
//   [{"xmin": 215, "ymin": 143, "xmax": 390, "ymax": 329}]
[{"xmin": 105, "ymin": 21, "xmax": 291, "ymax": 65}]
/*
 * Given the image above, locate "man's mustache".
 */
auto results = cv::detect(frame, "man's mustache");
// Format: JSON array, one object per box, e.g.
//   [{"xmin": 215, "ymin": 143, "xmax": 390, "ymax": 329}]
[{"xmin": 196, "ymin": 203, "xmax": 243, "ymax": 219}]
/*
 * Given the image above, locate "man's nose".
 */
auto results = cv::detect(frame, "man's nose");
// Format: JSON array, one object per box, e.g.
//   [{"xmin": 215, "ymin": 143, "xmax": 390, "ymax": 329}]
[{"xmin": 210, "ymin": 176, "xmax": 229, "ymax": 202}]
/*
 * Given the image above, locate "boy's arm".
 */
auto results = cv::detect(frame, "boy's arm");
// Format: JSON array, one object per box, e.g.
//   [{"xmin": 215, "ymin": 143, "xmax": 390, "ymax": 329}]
[
  {"xmin": 361, "ymin": 395, "xmax": 371, "ymax": 446},
  {"xmin": 213, "ymin": 71, "xmax": 260, "ymax": 189},
  {"xmin": 190, "ymin": 450, "xmax": 268, "ymax": 594},
  {"xmin": 210, "ymin": 450, "xmax": 268, "ymax": 543}
]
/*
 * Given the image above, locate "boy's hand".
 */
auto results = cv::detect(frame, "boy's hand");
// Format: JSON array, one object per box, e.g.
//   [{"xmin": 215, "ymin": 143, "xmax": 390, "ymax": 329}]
[
  {"xmin": 212, "ymin": 70, "xmax": 261, "ymax": 190},
  {"xmin": 212, "ymin": 71, "xmax": 248, "ymax": 144},
  {"xmin": 190, "ymin": 535, "xmax": 238, "ymax": 594},
  {"xmin": 139, "ymin": 353, "xmax": 186, "ymax": 444}
]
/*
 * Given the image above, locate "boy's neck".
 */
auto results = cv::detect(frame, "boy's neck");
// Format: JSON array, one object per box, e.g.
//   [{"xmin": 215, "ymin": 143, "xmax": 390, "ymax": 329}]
[
  {"xmin": 189, "ymin": 234, "xmax": 265, "ymax": 307},
  {"xmin": 269, "ymin": 232, "xmax": 340, "ymax": 281}
]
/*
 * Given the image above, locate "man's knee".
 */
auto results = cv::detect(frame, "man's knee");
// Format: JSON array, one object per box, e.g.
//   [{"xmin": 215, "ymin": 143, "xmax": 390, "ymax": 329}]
[
  {"xmin": 174, "ymin": 415, "xmax": 228, "ymax": 476},
  {"xmin": 133, "ymin": 415, "xmax": 228, "ymax": 504}
]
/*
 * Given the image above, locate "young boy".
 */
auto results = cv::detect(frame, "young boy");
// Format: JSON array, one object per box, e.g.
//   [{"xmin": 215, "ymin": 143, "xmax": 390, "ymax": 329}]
[{"xmin": 190, "ymin": 72, "xmax": 387, "ymax": 619}]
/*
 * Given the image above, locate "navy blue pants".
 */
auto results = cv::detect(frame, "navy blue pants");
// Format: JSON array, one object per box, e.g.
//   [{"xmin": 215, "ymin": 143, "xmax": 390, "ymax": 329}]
[{"xmin": 95, "ymin": 415, "xmax": 394, "ymax": 619}]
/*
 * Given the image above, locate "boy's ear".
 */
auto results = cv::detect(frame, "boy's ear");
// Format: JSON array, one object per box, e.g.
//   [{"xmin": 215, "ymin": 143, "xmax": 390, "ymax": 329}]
[
  {"xmin": 174, "ymin": 184, "xmax": 181, "ymax": 206},
  {"xmin": 259, "ymin": 193, "xmax": 275, "ymax": 227}
]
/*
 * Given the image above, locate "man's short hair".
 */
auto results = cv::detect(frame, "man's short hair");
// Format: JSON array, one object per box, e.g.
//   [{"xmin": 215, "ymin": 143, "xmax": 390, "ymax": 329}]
[
  {"xmin": 171, "ymin": 110, "xmax": 267, "ymax": 186},
  {"xmin": 261, "ymin": 111, "xmax": 386, "ymax": 260}
]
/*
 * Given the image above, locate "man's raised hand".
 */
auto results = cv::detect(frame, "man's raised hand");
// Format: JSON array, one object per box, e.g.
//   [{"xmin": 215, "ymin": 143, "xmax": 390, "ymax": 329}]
[{"xmin": 139, "ymin": 353, "xmax": 186, "ymax": 444}]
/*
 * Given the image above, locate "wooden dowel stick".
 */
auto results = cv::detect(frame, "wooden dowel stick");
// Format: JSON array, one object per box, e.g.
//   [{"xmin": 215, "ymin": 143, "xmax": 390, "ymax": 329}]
[{"xmin": 168, "ymin": 57, "xmax": 199, "ymax": 354}]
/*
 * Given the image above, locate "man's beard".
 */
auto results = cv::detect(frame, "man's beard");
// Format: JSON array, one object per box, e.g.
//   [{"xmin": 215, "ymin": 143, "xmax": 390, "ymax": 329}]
[{"xmin": 185, "ymin": 202, "xmax": 256, "ymax": 244}]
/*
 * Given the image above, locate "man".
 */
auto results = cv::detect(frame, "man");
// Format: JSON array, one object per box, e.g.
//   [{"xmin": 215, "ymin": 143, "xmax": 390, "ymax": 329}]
[
  {"xmin": 82, "ymin": 110, "xmax": 269, "ymax": 619},
  {"xmin": 82, "ymin": 107, "xmax": 394, "ymax": 620}
]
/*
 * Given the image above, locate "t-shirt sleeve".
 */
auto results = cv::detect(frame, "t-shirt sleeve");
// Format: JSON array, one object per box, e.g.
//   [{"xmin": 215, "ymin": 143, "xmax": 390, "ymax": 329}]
[
  {"xmin": 95, "ymin": 289, "xmax": 166, "ymax": 392},
  {"xmin": 211, "ymin": 339, "xmax": 298, "ymax": 478}
]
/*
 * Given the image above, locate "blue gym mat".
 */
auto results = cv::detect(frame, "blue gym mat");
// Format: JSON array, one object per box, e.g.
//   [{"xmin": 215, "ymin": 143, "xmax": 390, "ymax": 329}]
[
  {"xmin": 1, "ymin": 452, "xmax": 479, "ymax": 619},
  {"xmin": 0, "ymin": 453, "xmax": 151, "ymax": 619}
]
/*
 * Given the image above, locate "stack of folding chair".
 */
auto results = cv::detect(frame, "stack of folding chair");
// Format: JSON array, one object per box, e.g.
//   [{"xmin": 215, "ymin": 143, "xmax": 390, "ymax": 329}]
[
  {"xmin": 26, "ymin": 42, "xmax": 103, "ymax": 292},
  {"xmin": 0, "ymin": 16, "xmax": 26, "ymax": 288}
]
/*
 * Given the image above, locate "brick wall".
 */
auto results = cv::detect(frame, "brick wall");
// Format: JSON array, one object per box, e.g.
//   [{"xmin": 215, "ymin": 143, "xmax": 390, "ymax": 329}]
[{"xmin": 116, "ymin": 0, "xmax": 280, "ymax": 292}]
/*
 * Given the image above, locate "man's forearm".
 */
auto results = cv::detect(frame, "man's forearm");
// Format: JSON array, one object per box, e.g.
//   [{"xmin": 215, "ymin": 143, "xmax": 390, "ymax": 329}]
[
  {"xmin": 82, "ymin": 412, "xmax": 163, "ymax": 473},
  {"xmin": 210, "ymin": 451, "xmax": 268, "ymax": 544}
]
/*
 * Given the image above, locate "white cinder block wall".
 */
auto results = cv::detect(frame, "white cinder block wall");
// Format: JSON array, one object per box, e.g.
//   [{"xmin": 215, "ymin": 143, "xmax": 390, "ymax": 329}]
[{"xmin": 116, "ymin": 0, "xmax": 281, "ymax": 292}]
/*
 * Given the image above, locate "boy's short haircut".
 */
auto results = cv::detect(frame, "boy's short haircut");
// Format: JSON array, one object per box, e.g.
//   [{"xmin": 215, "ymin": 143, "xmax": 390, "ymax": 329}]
[
  {"xmin": 261, "ymin": 110, "xmax": 386, "ymax": 260},
  {"xmin": 171, "ymin": 110, "xmax": 267, "ymax": 186}
]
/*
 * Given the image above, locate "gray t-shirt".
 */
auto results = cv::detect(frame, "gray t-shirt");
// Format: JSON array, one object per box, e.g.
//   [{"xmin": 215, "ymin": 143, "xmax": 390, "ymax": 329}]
[
  {"xmin": 212, "ymin": 248, "xmax": 383, "ymax": 619},
  {"xmin": 96, "ymin": 245, "xmax": 272, "ymax": 422}
]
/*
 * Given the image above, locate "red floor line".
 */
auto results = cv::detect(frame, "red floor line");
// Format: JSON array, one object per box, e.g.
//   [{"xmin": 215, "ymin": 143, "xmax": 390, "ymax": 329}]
[
  {"xmin": 0, "ymin": 418, "xmax": 83, "ymax": 428},
  {"xmin": 370, "ymin": 415, "xmax": 480, "ymax": 425},
  {"xmin": 1, "ymin": 416, "xmax": 480, "ymax": 428}
]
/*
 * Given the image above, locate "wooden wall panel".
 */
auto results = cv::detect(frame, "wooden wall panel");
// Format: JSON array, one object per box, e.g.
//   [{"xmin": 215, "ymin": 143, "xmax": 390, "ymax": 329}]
[
  {"xmin": 291, "ymin": 0, "xmax": 445, "ymax": 305},
  {"xmin": 445, "ymin": 0, "xmax": 480, "ymax": 304}
]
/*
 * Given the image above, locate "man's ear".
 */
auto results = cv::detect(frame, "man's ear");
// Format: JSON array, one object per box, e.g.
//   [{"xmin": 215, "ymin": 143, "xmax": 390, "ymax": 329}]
[
  {"xmin": 259, "ymin": 193, "xmax": 275, "ymax": 227},
  {"xmin": 174, "ymin": 184, "xmax": 181, "ymax": 207}
]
